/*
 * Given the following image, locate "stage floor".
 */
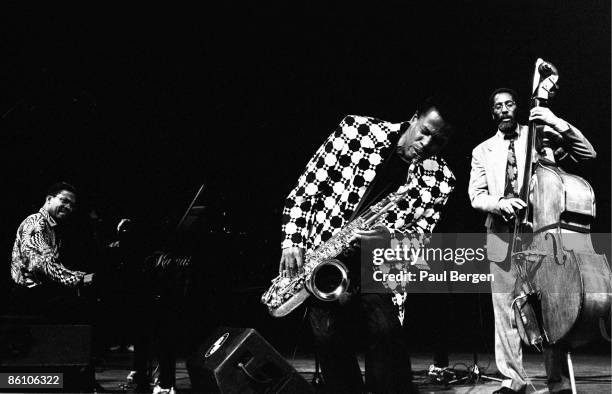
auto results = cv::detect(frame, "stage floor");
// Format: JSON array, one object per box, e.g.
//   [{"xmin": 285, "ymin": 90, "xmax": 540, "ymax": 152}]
[{"xmin": 95, "ymin": 350, "xmax": 611, "ymax": 393}]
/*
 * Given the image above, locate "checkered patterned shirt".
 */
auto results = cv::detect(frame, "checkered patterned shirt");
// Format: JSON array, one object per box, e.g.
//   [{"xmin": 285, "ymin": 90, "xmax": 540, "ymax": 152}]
[
  {"xmin": 281, "ymin": 115, "xmax": 456, "ymax": 252},
  {"xmin": 11, "ymin": 208, "xmax": 85, "ymax": 288}
]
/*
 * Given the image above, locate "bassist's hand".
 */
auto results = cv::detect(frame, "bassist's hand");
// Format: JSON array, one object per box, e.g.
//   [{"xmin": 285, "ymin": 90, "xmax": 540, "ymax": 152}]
[
  {"xmin": 279, "ymin": 247, "xmax": 304, "ymax": 278},
  {"xmin": 529, "ymin": 107, "xmax": 569, "ymax": 132},
  {"xmin": 498, "ymin": 197, "xmax": 526, "ymax": 220}
]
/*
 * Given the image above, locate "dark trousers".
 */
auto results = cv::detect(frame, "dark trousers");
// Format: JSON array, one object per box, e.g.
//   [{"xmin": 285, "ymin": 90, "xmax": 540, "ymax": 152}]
[
  {"xmin": 132, "ymin": 297, "xmax": 178, "ymax": 390},
  {"xmin": 308, "ymin": 293, "xmax": 414, "ymax": 394},
  {"xmin": 155, "ymin": 312, "xmax": 177, "ymax": 390}
]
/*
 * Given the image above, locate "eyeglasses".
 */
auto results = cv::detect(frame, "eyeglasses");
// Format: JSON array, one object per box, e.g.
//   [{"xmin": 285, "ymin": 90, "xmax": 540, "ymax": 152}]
[
  {"xmin": 55, "ymin": 195, "xmax": 75, "ymax": 208},
  {"xmin": 493, "ymin": 100, "xmax": 516, "ymax": 111}
]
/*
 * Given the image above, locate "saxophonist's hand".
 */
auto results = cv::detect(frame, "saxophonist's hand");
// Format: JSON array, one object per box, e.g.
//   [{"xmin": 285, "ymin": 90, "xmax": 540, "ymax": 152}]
[
  {"xmin": 350, "ymin": 225, "xmax": 391, "ymax": 249},
  {"xmin": 279, "ymin": 247, "xmax": 304, "ymax": 278}
]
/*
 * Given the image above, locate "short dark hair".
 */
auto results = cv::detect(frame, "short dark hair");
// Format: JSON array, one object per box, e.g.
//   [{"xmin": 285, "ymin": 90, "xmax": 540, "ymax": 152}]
[
  {"xmin": 416, "ymin": 96, "xmax": 456, "ymax": 136},
  {"xmin": 488, "ymin": 87, "xmax": 518, "ymax": 109},
  {"xmin": 46, "ymin": 181, "xmax": 77, "ymax": 198}
]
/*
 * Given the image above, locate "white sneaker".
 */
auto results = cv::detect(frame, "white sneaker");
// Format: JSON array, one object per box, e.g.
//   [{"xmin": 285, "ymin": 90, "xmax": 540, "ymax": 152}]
[
  {"xmin": 152, "ymin": 384, "xmax": 176, "ymax": 394},
  {"xmin": 126, "ymin": 371, "xmax": 137, "ymax": 384}
]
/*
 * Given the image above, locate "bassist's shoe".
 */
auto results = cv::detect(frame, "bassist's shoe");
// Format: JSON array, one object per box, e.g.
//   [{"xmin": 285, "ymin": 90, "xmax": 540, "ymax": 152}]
[{"xmin": 492, "ymin": 387, "xmax": 525, "ymax": 394}]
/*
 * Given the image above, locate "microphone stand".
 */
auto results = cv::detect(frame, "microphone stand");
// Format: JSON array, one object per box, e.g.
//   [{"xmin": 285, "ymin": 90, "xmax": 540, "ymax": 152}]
[
  {"xmin": 311, "ymin": 351, "xmax": 325, "ymax": 388},
  {"xmin": 428, "ymin": 293, "xmax": 503, "ymax": 387},
  {"xmin": 447, "ymin": 352, "xmax": 502, "ymax": 385}
]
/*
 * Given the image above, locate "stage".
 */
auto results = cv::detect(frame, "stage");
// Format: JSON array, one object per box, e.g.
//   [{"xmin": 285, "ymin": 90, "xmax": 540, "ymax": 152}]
[
  {"xmin": 95, "ymin": 350, "xmax": 611, "ymax": 393},
  {"xmin": 1, "ymin": 3, "xmax": 610, "ymax": 394}
]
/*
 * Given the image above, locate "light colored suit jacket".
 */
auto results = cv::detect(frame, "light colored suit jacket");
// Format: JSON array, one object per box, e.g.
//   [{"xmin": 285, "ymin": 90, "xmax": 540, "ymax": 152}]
[{"xmin": 468, "ymin": 123, "xmax": 596, "ymax": 262}]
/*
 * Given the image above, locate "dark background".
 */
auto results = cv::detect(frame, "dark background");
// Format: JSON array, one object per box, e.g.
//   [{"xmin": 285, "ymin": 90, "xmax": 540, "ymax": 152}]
[{"xmin": 1, "ymin": 2, "xmax": 610, "ymax": 356}]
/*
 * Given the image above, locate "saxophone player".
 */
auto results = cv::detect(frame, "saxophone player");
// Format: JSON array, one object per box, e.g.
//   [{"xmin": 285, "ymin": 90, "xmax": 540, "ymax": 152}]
[{"xmin": 279, "ymin": 97, "xmax": 457, "ymax": 393}]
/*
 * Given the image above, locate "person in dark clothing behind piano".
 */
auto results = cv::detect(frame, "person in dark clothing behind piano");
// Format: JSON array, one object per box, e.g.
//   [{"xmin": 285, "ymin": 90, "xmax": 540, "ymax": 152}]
[
  {"xmin": 95, "ymin": 218, "xmax": 151, "ymax": 390},
  {"xmin": 114, "ymin": 216, "xmax": 192, "ymax": 394}
]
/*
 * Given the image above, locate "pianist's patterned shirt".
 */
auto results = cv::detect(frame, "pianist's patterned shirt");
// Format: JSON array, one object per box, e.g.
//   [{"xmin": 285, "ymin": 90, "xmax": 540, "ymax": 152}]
[{"xmin": 11, "ymin": 208, "xmax": 85, "ymax": 288}]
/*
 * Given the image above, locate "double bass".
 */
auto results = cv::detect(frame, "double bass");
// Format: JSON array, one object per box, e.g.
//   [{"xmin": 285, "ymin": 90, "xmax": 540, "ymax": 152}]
[{"xmin": 511, "ymin": 59, "xmax": 612, "ymax": 350}]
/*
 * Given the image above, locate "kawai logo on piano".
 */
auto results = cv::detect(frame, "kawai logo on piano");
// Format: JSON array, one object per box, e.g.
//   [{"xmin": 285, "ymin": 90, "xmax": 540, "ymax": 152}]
[{"xmin": 205, "ymin": 333, "xmax": 230, "ymax": 358}]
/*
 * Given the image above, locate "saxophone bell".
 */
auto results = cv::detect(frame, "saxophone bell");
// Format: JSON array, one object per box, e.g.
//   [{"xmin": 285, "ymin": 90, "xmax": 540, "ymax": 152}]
[
  {"xmin": 262, "ymin": 184, "xmax": 414, "ymax": 318},
  {"xmin": 307, "ymin": 259, "xmax": 350, "ymax": 301}
]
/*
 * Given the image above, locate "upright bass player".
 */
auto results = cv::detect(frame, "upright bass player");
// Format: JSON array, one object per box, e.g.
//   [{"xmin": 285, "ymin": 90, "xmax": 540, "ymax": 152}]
[{"xmin": 468, "ymin": 83, "xmax": 596, "ymax": 394}]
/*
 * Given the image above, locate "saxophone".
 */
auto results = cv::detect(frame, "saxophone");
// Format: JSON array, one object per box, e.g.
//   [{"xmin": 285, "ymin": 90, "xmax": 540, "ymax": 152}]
[{"xmin": 261, "ymin": 185, "xmax": 412, "ymax": 317}]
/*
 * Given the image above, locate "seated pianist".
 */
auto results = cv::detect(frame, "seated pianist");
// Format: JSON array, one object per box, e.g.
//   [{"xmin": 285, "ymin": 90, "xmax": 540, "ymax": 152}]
[{"xmin": 9, "ymin": 182, "xmax": 94, "ymax": 323}]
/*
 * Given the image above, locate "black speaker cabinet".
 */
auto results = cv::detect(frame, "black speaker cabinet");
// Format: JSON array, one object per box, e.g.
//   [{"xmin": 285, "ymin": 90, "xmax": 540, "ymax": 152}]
[
  {"xmin": 0, "ymin": 321, "xmax": 94, "ymax": 393},
  {"xmin": 187, "ymin": 327, "xmax": 313, "ymax": 393}
]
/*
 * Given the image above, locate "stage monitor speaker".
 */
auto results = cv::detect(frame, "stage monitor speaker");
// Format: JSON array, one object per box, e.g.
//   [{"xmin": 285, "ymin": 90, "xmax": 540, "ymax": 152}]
[
  {"xmin": 187, "ymin": 327, "xmax": 313, "ymax": 393},
  {"xmin": 0, "ymin": 320, "xmax": 94, "ymax": 393}
]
